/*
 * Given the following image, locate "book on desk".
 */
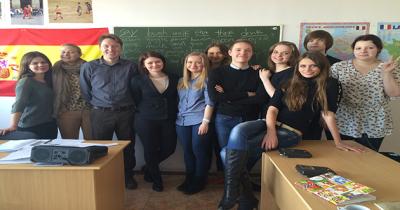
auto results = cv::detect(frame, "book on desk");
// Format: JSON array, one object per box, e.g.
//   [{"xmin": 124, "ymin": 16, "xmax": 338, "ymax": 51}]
[{"xmin": 296, "ymin": 172, "xmax": 376, "ymax": 206}]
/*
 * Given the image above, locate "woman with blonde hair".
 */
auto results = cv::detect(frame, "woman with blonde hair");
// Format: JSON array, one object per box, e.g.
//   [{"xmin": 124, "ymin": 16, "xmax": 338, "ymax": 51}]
[
  {"xmin": 176, "ymin": 52, "xmax": 214, "ymax": 194},
  {"xmin": 53, "ymin": 44, "xmax": 91, "ymax": 139}
]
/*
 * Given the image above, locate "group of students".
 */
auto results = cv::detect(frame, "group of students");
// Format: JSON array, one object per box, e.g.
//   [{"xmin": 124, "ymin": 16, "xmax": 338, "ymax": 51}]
[
  {"xmin": 0, "ymin": 30, "xmax": 399, "ymax": 210},
  {"xmin": 215, "ymin": 32, "xmax": 400, "ymax": 210}
]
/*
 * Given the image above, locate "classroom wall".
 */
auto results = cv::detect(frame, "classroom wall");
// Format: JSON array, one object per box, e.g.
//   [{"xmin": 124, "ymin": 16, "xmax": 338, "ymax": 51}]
[{"xmin": 1, "ymin": 0, "xmax": 399, "ymax": 171}]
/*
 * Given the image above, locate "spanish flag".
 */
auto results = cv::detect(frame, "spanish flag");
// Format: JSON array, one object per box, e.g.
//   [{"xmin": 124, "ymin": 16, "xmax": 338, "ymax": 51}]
[{"xmin": 0, "ymin": 28, "xmax": 109, "ymax": 96}]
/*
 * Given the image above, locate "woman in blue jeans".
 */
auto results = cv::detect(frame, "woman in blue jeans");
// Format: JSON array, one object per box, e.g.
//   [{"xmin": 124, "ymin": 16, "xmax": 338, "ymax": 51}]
[
  {"xmin": 218, "ymin": 52, "xmax": 363, "ymax": 210},
  {"xmin": 176, "ymin": 52, "xmax": 214, "ymax": 194}
]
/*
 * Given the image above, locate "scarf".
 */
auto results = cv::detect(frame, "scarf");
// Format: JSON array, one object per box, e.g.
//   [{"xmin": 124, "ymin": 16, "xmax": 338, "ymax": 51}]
[{"xmin": 52, "ymin": 59, "xmax": 85, "ymax": 117}]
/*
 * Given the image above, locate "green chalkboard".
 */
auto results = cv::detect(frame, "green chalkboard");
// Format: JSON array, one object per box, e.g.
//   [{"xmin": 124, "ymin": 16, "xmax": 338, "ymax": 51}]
[{"xmin": 114, "ymin": 26, "xmax": 281, "ymax": 76}]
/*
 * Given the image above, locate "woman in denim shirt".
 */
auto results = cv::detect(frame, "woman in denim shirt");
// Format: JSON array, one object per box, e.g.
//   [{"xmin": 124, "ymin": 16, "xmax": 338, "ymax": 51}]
[{"xmin": 176, "ymin": 52, "xmax": 214, "ymax": 195}]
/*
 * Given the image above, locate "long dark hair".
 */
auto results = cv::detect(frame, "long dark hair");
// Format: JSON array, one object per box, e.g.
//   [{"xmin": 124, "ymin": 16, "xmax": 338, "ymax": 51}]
[
  {"xmin": 204, "ymin": 42, "xmax": 230, "ymax": 66},
  {"xmin": 138, "ymin": 51, "xmax": 167, "ymax": 74},
  {"xmin": 18, "ymin": 51, "xmax": 53, "ymax": 88},
  {"xmin": 284, "ymin": 51, "xmax": 330, "ymax": 113}
]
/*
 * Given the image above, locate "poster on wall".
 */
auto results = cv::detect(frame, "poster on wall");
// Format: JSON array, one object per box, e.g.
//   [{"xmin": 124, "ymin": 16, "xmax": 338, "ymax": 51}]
[
  {"xmin": 0, "ymin": 28, "xmax": 108, "ymax": 97},
  {"xmin": 299, "ymin": 22, "xmax": 370, "ymax": 61},
  {"xmin": 10, "ymin": 0, "xmax": 44, "ymax": 25},
  {"xmin": 48, "ymin": 0, "xmax": 93, "ymax": 23},
  {"xmin": 0, "ymin": 1, "xmax": 2, "ymax": 20},
  {"xmin": 377, "ymin": 22, "xmax": 400, "ymax": 61}
]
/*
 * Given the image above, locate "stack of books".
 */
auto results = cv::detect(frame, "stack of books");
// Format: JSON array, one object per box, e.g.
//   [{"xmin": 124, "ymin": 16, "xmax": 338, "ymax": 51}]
[{"xmin": 296, "ymin": 172, "xmax": 376, "ymax": 205}]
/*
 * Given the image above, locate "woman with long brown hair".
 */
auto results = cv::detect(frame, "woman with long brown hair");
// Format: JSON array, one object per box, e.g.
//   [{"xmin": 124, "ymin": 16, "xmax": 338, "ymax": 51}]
[{"xmin": 0, "ymin": 51, "xmax": 57, "ymax": 140}]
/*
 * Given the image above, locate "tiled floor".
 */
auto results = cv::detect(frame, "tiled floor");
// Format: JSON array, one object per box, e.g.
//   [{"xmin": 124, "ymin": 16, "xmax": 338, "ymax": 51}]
[{"xmin": 124, "ymin": 174, "xmax": 260, "ymax": 210}]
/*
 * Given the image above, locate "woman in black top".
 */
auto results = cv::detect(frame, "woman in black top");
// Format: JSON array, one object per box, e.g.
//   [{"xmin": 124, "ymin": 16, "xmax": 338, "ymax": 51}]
[
  {"xmin": 245, "ymin": 41, "xmax": 299, "ymax": 171},
  {"xmin": 303, "ymin": 30, "xmax": 342, "ymax": 140},
  {"xmin": 205, "ymin": 42, "xmax": 230, "ymax": 174},
  {"xmin": 217, "ymin": 52, "xmax": 363, "ymax": 210},
  {"xmin": 130, "ymin": 51, "xmax": 178, "ymax": 192}
]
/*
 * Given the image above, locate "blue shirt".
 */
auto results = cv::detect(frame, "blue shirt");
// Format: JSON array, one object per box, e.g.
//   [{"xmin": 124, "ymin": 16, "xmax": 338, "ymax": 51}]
[
  {"xmin": 176, "ymin": 77, "xmax": 214, "ymax": 126},
  {"xmin": 79, "ymin": 57, "xmax": 138, "ymax": 108}
]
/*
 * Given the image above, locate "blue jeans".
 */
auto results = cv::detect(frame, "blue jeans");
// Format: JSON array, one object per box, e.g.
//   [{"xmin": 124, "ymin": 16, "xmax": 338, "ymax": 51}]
[
  {"xmin": 0, "ymin": 130, "xmax": 38, "ymax": 140},
  {"xmin": 215, "ymin": 114, "xmax": 243, "ymax": 149},
  {"xmin": 221, "ymin": 119, "xmax": 301, "ymax": 167},
  {"xmin": 176, "ymin": 123, "xmax": 212, "ymax": 177}
]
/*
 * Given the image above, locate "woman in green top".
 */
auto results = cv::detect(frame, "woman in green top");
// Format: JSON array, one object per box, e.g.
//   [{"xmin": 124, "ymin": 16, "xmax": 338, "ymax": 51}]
[{"xmin": 0, "ymin": 51, "xmax": 57, "ymax": 140}]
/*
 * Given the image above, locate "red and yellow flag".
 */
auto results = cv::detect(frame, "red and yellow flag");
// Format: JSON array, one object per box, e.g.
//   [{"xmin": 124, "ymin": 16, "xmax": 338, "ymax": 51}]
[{"xmin": 0, "ymin": 28, "xmax": 109, "ymax": 96}]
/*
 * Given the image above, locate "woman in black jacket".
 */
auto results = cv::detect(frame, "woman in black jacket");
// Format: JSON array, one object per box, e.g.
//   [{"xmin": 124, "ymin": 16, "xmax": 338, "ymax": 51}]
[{"xmin": 131, "ymin": 51, "xmax": 178, "ymax": 192}]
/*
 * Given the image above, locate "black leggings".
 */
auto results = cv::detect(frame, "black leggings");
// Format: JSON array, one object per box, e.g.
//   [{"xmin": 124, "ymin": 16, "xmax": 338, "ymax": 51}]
[
  {"xmin": 18, "ymin": 120, "xmax": 58, "ymax": 139},
  {"xmin": 135, "ymin": 117, "xmax": 177, "ymax": 173},
  {"xmin": 340, "ymin": 133, "xmax": 384, "ymax": 152}
]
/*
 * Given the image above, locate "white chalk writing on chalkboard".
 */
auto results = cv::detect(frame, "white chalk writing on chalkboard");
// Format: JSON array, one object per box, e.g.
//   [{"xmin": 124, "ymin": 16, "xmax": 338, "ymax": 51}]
[{"xmin": 115, "ymin": 26, "xmax": 281, "ymax": 76}]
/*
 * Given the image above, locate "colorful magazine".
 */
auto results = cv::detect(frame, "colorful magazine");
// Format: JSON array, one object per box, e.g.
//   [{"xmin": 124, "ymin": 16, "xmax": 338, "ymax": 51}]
[{"xmin": 296, "ymin": 172, "xmax": 376, "ymax": 205}]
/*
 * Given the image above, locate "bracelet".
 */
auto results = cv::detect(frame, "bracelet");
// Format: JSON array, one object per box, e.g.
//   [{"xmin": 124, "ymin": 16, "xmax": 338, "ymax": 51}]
[{"xmin": 202, "ymin": 118, "xmax": 210, "ymax": 123}]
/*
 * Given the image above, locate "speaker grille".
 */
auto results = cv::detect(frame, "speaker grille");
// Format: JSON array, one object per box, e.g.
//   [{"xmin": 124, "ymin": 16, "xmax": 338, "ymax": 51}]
[
  {"xmin": 31, "ymin": 147, "xmax": 52, "ymax": 162},
  {"xmin": 68, "ymin": 149, "xmax": 88, "ymax": 165}
]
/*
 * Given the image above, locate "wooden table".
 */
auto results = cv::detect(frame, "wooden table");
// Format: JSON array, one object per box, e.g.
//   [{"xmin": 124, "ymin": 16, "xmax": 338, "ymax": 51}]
[
  {"xmin": 260, "ymin": 140, "xmax": 400, "ymax": 210},
  {"xmin": 0, "ymin": 140, "xmax": 129, "ymax": 210}
]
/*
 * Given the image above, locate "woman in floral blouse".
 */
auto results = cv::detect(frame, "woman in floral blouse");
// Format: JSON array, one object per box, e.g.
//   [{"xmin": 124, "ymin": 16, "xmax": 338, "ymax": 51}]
[{"xmin": 331, "ymin": 34, "xmax": 400, "ymax": 151}]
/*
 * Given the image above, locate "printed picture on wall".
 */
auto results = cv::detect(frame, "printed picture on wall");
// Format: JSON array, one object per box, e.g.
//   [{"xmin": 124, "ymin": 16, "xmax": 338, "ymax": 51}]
[
  {"xmin": 48, "ymin": 0, "xmax": 92, "ymax": 23},
  {"xmin": 377, "ymin": 22, "xmax": 400, "ymax": 61},
  {"xmin": 299, "ymin": 22, "xmax": 370, "ymax": 61},
  {"xmin": 10, "ymin": 0, "xmax": 44, "ymax": 25}
]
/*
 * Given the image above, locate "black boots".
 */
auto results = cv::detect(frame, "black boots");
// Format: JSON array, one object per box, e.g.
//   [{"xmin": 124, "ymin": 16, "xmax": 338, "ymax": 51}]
[
  {"xmin": 177, "ymin": 174, "xmax": 207, "ymax": 195},
  {"xmin": 218, "ymin": 149, "xmax": 248, "ymax": 210},
  {"xmin": 145, "ymin": 164, "xmax": 163, "ymax": 192},
  {"xmin": 125, "ymin": 174, "xmax": 138, "ymax": 190},
  {"xmin": 237, "ymin": 171, "xmax": 259, "ymax": 210},
  {"xmin": 152, "ymin": 175, "xmax": 163, "ymax": 192},
  {"xmin": 177, "ymin": 173, "xmax": 193, "ymax": 191},
  {"xmin": 183, "ymin": 176, "xmax": 207, "ymax": 195},
  {"xmin": 142, "ymin": 165, "xmax": 153, "ymax": 183}
]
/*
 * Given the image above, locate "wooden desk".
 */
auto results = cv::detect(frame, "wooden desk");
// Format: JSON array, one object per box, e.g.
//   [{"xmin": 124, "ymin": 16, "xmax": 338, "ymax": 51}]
[
  {"xmin": 260, "ymin": 141, "xmax": 400, "ymax": 210},
  {"xmin": 0, "ymin": 141, "xmax": 129, "ymax": 210}
]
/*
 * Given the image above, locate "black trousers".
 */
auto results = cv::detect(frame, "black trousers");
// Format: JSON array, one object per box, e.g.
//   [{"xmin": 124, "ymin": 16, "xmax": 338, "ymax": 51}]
[
  {"xmin": 90, "ymin": 109, "xmax": 136, "ymax": 176},
  {"xmin": 134, "ymin": 117, "xmax": 177, "ymax": 176},
  {"xmin": 340, "ymin": 133, "xmax": 384, "ymax": 152}
]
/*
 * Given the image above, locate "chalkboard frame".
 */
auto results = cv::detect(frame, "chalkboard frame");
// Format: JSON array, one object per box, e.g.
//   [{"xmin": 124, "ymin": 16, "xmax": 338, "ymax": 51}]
[{"xmin": 114, "ymin": 26, "xmax": 282, "ymax": 76}]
